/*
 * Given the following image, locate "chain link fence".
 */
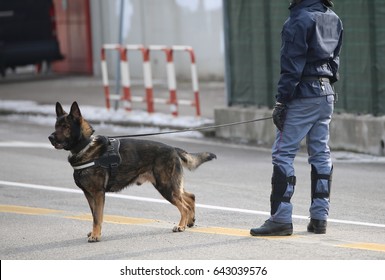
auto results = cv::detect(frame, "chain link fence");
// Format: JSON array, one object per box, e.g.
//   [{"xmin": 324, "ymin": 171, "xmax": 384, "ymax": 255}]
[{"xmin": 224, "ymin": 0, "xmax": 385, "ymax": 116}]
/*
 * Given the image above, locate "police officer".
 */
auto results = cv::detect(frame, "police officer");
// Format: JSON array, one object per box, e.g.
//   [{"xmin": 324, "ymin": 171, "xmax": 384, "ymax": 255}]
[{"xmin": 250, "ymin": 0, "xmax": 343, "ymax": 236}]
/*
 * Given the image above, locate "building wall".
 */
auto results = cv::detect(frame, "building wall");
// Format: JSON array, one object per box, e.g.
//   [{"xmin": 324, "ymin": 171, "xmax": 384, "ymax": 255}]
[{"xmin": 90, "ymin": 0, "xmax": 225, "ymax": 81}]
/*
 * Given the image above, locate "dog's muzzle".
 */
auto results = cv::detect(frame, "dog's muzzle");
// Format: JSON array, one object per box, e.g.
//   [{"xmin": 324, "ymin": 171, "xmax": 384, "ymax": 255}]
[{"xmin": 49, "ymin": 133, "xmax": 65, "ymax": 149}]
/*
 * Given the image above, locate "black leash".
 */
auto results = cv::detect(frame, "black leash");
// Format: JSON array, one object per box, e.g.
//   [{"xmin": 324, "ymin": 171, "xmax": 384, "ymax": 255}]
[{"xmin": 110, "ymin": 116, "xmax": 273, "ymax": 138}]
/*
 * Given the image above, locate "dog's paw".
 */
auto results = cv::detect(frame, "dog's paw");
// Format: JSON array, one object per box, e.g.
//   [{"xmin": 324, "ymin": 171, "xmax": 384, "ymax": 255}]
[
  {"xmin": 87, "ymin": 232, "xmax": 101, "ymax": 242},
  {"xmin": 172, "ymin": 226, "xmax": 186, "ymax": 232},
  {"xmin": 187, "ymin": 218, "xmax": 195, "ymax": 228}
]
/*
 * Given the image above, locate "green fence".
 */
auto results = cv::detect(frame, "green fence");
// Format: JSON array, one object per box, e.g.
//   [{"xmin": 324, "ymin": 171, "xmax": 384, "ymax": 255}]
[{"xmin": 223, "ymin": 0, "xmax": 385, "ymax": 115}]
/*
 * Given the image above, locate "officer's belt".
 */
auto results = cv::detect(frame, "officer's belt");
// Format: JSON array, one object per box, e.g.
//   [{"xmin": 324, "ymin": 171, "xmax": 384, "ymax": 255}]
[{"xmin": 301, "ymin": 76, "xmax": 330, "ymax": 83}]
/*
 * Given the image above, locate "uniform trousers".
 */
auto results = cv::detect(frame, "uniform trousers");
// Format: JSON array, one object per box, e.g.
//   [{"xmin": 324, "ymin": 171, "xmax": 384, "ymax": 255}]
[{"xmin": 270, "ymin": 83, "xmax": 335, "ymax": 223}]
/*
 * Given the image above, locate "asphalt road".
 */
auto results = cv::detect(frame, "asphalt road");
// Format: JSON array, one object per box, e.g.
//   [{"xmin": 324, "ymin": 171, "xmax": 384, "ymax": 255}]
[{"xmin": 1, "ymin": 115, "xmax": 385, "ymax": 261}]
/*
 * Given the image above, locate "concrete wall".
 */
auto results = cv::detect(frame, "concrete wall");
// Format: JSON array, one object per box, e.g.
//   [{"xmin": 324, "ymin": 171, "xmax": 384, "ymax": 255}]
[
  {"xmin": 215, "ymin": 107, "xmax": 385, "ymax": 156},
  {"xmin": 90, "ymin": 0, "xmax": 225, "ymax": 81}
]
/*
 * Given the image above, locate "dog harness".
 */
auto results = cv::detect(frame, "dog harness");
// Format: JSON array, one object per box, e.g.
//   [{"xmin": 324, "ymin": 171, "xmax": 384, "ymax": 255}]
[{"xmin": 72, "ymin": 137, "xmax": 121, "ymax": 177}]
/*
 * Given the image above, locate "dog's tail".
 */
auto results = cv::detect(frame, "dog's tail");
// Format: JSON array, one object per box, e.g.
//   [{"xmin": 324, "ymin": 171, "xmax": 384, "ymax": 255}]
[{"xmin": 176, "ymin": 148, "xmax": 216, "ymax": 171}]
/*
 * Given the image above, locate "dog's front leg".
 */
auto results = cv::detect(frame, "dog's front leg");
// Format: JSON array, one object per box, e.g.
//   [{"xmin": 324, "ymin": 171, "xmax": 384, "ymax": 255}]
[
  {"xmin": 83, "ymin": 190, "xmax": 95, "ymax": 216},
  {"xmin": 87, "ymin": 190, "xmax": 105, "ymax": 242}
]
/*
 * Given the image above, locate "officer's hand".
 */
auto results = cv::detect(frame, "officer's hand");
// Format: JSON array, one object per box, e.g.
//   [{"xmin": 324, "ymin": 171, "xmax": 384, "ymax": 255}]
[{"xmin": 272, "ymin": 102, "xmax": 287, "ymax": 131}]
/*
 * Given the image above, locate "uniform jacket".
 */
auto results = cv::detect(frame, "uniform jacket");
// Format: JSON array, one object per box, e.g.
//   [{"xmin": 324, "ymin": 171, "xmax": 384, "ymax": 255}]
[{"xmin": 277, "ymin": 0, "xmax": 343, "ymax": 103}]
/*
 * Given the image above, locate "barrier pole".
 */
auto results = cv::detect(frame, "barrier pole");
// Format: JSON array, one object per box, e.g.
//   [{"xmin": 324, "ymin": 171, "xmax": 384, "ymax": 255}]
[
  {"xmin": 150, "ymin": 46, "xmax": 179, "ymax": 117},
  {"xmin": 101, "ymin": 47, "xmax": 111, "ymax": 110},
  {"xmin": 165, "ymin": 48, "xmax": 178, "ymax": 117},
  {"xmin": 140, "ymin": 47, "xmax": 154, "ymax": 113},
  {"xmin": 172, "ymin": 46, "xmax": 201, "ymax": 117},
  {"xmin": 101, "ymin": 44, "xmax": 124, "ymax": 111},
  {"xmin": 189, "ymin": 48, "xmax": 201, "ymax": 117},
  {"xmin": 119, "ymin": 47, "xmax": 132, "ymax": 111}
]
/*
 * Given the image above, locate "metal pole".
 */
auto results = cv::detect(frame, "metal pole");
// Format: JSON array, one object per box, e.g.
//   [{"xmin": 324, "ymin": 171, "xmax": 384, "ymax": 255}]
[{"xmin": 114, "ymin": 0, "xmax": 124, "ymax": 110}]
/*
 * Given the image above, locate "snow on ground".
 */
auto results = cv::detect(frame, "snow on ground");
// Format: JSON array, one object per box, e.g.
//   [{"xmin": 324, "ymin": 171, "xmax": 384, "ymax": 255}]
[
  {"xmin": 0, "ymin": 100, "xmax": 213, "ymax": 128},
  {"xmin": 0, "ymin": 100, "xmax": 211, "ymax": 139}
]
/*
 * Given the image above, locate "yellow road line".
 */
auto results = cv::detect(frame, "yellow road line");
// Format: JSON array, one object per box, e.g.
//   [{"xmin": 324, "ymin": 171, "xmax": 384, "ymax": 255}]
[
  {"xmin": 2, "ymin": 204, "xmax": 385, "ymax": 253},
  {"xmin": 67, "ymin": 214, "xmax": 157, "ymax": 225},
  {"xmin": 0, "ymin": 204, "xmax": 62, "ymax": 215},
  {"xmin": 190, "ymin": 226, "xmax": 251, "ymax": 237},
  {"xmin": 337, "ymin": 243, "xmax": 385, "ymax": 253}
]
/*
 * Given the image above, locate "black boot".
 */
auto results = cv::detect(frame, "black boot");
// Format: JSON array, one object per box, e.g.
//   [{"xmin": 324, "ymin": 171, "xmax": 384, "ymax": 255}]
[
  {"xmin": 307, "ymin": 218, "xmax": 327, "ymax": 234},
  {"xmin": 250, "ymin": 220, "xmax": 293, "ymax": 236},
  {"xmin": 250, "ymin": 166, "xmax": 295, "ymax": 237}
]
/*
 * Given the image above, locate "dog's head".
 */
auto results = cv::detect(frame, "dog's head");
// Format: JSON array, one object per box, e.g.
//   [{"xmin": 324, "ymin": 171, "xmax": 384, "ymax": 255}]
[{"xmin": 48, "ymin": 102, "xmax": 94, "ymax": 151}]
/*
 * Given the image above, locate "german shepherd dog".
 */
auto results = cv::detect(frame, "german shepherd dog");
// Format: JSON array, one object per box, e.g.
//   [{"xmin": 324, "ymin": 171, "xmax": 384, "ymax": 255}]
[{"xmin": 49, "ymin": 102, "xmax": 216, "ymax": 242}]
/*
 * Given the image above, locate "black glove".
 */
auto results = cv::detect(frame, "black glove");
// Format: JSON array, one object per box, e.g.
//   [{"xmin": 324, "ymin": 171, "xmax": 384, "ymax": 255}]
[
  {"xmin": 322, "ymin": 0, "xmax": 333, "ymax": 7},
  {"xmin": 272, "ymin": 102, "xmax": 287, "ymax": 131}
]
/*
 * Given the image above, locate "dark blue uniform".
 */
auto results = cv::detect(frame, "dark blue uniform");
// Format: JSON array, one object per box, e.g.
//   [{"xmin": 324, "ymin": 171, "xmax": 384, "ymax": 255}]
[
  {"xmin": 277, "ymin": 0, "xmax": 343, "ymax": 103},
  {"xmin": 251, "ymin": 0, "xmax": 343, "ymax": 236},
  {"xmin": 273, "ymin": 0, "xmax": 343, "ymax": 225}
]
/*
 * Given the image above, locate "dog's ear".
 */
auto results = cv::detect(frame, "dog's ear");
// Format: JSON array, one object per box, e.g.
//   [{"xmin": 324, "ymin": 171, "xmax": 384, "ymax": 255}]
[
  {"xmin": 69, "ymin": 101, "xmax": 82, "ymax": 120},
  {"xmin": 55, "ymin": 102, "xmax": 66, "ymax": 117}
]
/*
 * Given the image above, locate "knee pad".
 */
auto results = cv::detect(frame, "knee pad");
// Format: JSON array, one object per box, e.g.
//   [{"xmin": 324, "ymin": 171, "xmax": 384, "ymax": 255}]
[
  {"xmin": 270, "ymin": 165, "xmax": 296, "ymax": 215},
  {"xmin": 311, "ymin": 165, "xmax": 333, "ymax": 201}
]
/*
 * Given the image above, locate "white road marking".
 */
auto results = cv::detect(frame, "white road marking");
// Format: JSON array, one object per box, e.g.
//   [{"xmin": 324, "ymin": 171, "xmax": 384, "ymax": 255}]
[
  {"xmin": 0, "ymin": 180, "xmax": 384, "ymax": 228},
  {"xmin": 0, "ymin": 141, "xmax": 53, "ymax": 149}
]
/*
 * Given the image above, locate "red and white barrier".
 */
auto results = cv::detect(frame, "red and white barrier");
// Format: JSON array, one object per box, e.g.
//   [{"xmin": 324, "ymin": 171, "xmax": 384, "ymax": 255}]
[
  {"xmin": 100, "ymin": 44, "xmax": 201, "ymax": 117},
  {"xmin": 123, "ymin": 45, "xmax": 154, "ymax": 113},
  {"xmin": 101, "ymin": 44, "xmax": 119, "ymax": 111},
  {"xmin": 170, "ymin": 45, "xmax": 201, "ymax": 117},
  {"xmin": 147, "ymin": 45, "xmax": 178, "ymax": 116}
]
